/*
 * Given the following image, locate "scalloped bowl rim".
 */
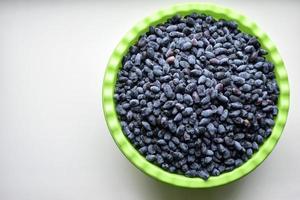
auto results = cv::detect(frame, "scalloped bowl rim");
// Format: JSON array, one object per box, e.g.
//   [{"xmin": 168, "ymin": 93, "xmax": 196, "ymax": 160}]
[{"xmin": 102, "ymin": 2, "xmax": 290, "ymax": 188}]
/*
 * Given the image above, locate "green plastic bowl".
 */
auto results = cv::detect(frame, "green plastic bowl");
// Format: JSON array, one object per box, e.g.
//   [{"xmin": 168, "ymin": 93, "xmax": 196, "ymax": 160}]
[{"xmin": 102, "ymin": 3, "xmax": 290, "ymax": 188}]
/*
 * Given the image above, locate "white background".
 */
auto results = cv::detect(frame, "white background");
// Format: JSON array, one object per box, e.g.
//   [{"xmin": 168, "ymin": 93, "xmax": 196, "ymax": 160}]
[{"xmin": 0, "ymin": 0, "xmax": 299, "ymax": 199}]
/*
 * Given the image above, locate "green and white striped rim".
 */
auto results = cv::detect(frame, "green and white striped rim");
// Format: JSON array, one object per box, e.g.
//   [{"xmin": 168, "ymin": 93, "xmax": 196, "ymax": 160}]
[{"xmin": 102, "ymin": 3, "xmax": 290, "ymax": 188}]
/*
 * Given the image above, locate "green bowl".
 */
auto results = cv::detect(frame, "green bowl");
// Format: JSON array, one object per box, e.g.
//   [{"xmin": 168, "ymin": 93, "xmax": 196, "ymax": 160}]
[{"xmin": 102, "ymin": 2, "xmax": 290, "ymax": 188}]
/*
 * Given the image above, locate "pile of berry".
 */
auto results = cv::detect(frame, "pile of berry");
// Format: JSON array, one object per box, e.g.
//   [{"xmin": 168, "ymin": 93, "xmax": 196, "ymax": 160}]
[{"xmin": 114, "ymin": 14, "xmax": 279, "ymax": 179}]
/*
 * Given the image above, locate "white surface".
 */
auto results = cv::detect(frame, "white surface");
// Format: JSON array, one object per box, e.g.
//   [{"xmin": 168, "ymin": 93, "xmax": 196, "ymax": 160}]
[{"xmin": 0, "ymin": 1, "xmax": 299, "ymax": 199}]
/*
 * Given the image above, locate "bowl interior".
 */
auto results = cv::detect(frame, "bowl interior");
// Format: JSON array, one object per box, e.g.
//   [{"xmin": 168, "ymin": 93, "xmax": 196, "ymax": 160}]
[{"xmin": 102, "ymin": 3, "xmax": 289, "ymax": 188}]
